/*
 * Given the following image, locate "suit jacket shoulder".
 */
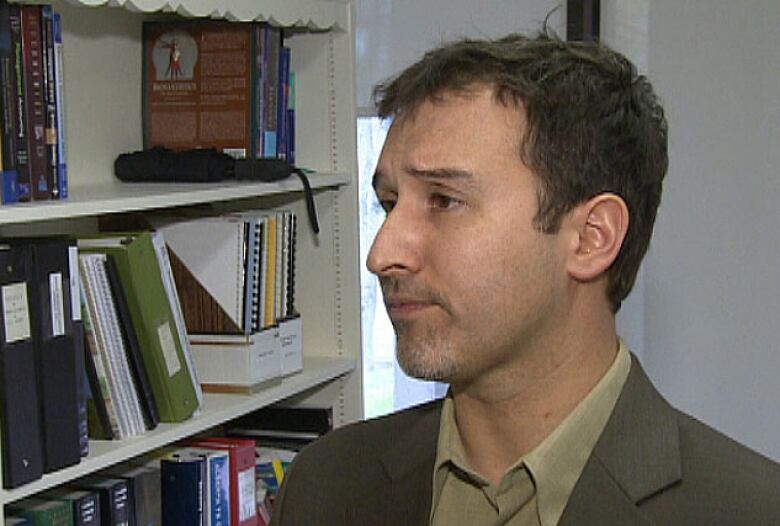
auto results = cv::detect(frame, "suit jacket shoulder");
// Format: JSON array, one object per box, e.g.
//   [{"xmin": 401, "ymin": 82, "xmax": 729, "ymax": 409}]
[
  {"xmin": 270, "ymin": 399, "xmax": 442, "ymax": 525},
  {"xmin": 560, "ymin": 356, "xmax": 780, "ymax": 525}
]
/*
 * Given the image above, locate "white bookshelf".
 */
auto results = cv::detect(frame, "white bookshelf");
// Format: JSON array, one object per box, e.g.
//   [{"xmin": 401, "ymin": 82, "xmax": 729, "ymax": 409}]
[{"xmin": 0, "ymin": 0, "xmax": 362, "ymax": 520}]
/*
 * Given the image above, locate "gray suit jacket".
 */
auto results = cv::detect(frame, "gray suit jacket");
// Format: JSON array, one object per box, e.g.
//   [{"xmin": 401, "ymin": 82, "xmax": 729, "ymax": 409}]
[{"xmin": 271, "ymin": 358, "xmax": 780, "ymax": 525}]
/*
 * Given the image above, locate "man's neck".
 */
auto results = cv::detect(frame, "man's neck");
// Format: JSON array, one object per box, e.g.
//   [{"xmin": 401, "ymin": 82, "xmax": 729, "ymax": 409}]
[{"xmin": 450, "ymin": 328, "xmax": 620, "ymax": 486}]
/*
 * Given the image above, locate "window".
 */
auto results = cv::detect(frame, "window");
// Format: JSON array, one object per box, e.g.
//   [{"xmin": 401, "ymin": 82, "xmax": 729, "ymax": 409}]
[{"xmin": 358, "ymin": 116, "xmax": 447, "ymax": 419}]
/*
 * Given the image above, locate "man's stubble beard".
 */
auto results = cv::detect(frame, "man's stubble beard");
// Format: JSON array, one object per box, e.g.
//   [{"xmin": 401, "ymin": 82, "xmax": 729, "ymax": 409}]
[{"xmin": 393, "ymin": 319, "xmax": 461, "ymax": 382}]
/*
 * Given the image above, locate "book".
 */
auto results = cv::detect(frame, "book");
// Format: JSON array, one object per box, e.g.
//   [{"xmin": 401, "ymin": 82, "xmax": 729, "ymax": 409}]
[
  {"xmin": 184, "ymin": 438, "xmax": 258, "ymax": 526},
  {"xmin": 52, "ymin": 10, "xmax": 66, "ymax": 198},
  {"xmin": 79, "ymin": 253, "xmax": 146, "ymax": 439},
  {"xmin": 260, "ymin": 24, "xmax": 281, "ymax": 158},
  {"xmin": 0, "ymin": 0, "xmax": 20, "ymax": 203},
  {"xmin": 44, "ymin": 489, "xmax": 101, "ymax": 526},
  {"xmin": 142, "ymin": 21, "xmax": 254, "ymax": 158},
  {"xmin": 177, "ymin": 448, "xmax": 231, "ymax": 526},
  {"xmin": 24, "ymin": 238, "xmax": 81, "ymax": 472},
  {"xmin": 75, "ymin": 477, "xmax": 131, "ymax": 526},
  {"xmin": 40, "ymin": 5, "xmax": 59, "ymax": 199},
  {"xmin": 161, "ymin": 454, "xmax": 206, "ymax": 526},
  {"xmin": 103, "ymin": 464, "xmax": 161, "ymax": 526},
  {"xmin": 79, "ymin": 232, "xmax": 200, "ymax": 423},
  {"xmin": 104, "ymin": 252, "xmax": 160, "ymax": 431},
  {"xmin": 7, "ymin": 497, "xmax": 72, "ymax": 526},
  {"xmin": 263, "ymin": 214, "xmax": 277, "ymax": 329},
  {"xmin": 21, "ymin": 5, "xmax": 50, "ymax": 200},
  {"xmin": 276, "ymin": 45, "xmax": 290, "ymax": 161},
  {"xmin": 149, "ymin": 230, "xmax": 204, "ymax": 410},
  {"xmin": 68, "ymin": 243, "xmax": 89, "ymax": 456},
  {"xmin": 0, "ymin": 243, "xmax": 43, "ymax": 488},
  {"xmin": 79, "ymin": 276, "xmax": 119, "ymax": 440},
  {"xmin": 8, "ymin": 4, "xmax": 31, "ymax": 201},
  {"xmin": 155, "ymin": 216, "xmax": 249, "ymax": 334},
  {"xmin": 227, "ymin": 405, "xmax": 332, "ymax": 451}
]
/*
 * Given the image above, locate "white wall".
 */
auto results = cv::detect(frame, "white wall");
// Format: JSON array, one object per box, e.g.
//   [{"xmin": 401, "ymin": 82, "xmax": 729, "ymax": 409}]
[
  {"xmin": 616, "ymin": 0, "xmax": 780, "ymax": 461},
  {"xmin": 355, "ymin": 0, "xmax": 563, "ymax": 111}
]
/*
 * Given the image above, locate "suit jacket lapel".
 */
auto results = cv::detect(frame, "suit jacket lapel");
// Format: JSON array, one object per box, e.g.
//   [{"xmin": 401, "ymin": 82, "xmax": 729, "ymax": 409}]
[
  {"xmin": 560, "ymin": 355, "xmax": 682, "ymax": 525},
  {"xmin": 379, "ymin": 400, "xmax": 443, "ymax": 526}
]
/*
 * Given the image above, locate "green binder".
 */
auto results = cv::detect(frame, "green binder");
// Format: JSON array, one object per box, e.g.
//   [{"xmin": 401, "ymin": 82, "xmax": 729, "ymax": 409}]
[{"xmin": 79, "ymin": 232, "xmax": 198, "ymax": 422}]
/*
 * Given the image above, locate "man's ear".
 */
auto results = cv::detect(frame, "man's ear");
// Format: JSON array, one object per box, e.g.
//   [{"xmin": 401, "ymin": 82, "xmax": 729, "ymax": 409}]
[{"xmin": 565, "ymin": 193, "xmax": 629, "ymax": 282}]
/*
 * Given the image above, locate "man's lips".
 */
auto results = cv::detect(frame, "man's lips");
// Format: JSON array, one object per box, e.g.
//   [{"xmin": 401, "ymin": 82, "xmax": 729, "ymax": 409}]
[{"xmin": 384, "ymin": 297, "xmax": 437, "ymax": 317}]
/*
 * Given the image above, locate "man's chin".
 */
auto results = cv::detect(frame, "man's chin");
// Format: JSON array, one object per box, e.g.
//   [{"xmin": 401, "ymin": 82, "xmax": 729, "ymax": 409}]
[{"xmin": 396, "ymin": 349, "xmax": 458, "ymax": 383}]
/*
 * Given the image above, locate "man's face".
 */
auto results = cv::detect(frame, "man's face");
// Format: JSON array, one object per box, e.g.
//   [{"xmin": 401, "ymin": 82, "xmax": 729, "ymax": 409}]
[{"xmin": 368, "ymin": 87, "xmax": 571, "ymax": 387}]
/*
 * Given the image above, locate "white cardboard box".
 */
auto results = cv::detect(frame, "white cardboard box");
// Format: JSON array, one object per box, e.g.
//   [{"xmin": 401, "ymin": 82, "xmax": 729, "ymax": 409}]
[
  {"xmin": 279, "ymin": 316, "xmax": 303, "ymax": 376},
  {"xmin": 189, "ymin": 328, "xmax": 282, "ymax": 388}
]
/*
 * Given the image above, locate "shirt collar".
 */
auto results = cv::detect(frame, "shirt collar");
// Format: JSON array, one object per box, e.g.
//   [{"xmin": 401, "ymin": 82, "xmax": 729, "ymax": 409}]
[{"xmin": 431, "ymin": 339, "xmax": 632, "ymax": 526}]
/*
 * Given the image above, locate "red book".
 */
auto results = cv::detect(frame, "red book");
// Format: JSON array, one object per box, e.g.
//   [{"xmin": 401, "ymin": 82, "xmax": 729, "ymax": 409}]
[
  {"xmin": 21, "ymin": 5, "xmax": 50, "ymax": 201},
  {"xmin": 185, "ymin": 437, "xmax": 259, "ymax": 526}
]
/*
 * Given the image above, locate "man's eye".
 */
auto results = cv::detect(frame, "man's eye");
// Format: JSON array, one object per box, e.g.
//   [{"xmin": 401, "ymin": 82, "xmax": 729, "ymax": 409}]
[{"xmin": 430, "ymin": 194, "xmax": 462, "ymax": 210}]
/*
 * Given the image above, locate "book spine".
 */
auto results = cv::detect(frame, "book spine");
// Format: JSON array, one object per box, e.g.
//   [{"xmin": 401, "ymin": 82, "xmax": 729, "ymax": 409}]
[
  {"xmin": 0, "ymin": 245, "xmax": 43, "ymax": 488},
  {"xmin": 262, "ymin": 25, "xmax": 280, "ymax": 158},
  {"xmin": 104, "ymin": 252, "xmax": 160, "ymax": 430},
  {"xmin": 276, "ymin": 45, "xmax": 289, "ymax": 161},
  {"xmin": 0, "ymin": 0, "xmax": 19, "ymax": 204},
  {"xmin": 94, "ymin": 255, "xmax": 147, "ymax": 437},
  {"xmin": 8, "ymin": 5, "xmax": 30, "ymax": 201},
  {"xmin": 274, "ymin": 212, "xmax": 283, "ymax": 322},
  {"xmin": 28, "ymin": 241, "xmax": 81, "ymax": 472},
  {"xmin": 287, "ymin": 213, "xmax": 297, "ymax": 316},
  {"xmin": 40, "ymin": 5, "xmax": 58, "ymax": 199},
  {"xmin": 150, "ymin": 231, "xmax": 204, "ymax": 408},
  {"xmin": 210, "ymin": 455, "xmax": 230, "ymax": 526},
  {"xmin": 80, "ymin": 254, "xmax": 131, "ymax": 438},
  {"xmin": 242, "ymin": 218, "xmax": 258, "ymax": 333},
  {"xmin": 253, "ymin": 23, "xmax": 265, "ymax": 158},
  {"xmin": 77, "ymin": 492, "xmax": 101, "ymax": 526},
  {"xmin": 258, "ymin": 217, "xmax": 269, "ymax": 329},
  {"xmin": 286, "ymin": 71, "xmax": 295, "ymax": 165},
  {"xmin": 111, "ymin": 480, "xmax": 131, "ymax": 526},
  {"xmin": 68, "ymin": 245, "xmax": 89, "ymax": 455},
  {"xmin": 263, "ymin": 216, "xmax": 277, "ymax": 328},
  {"xmin": 52, "ymin": 12, "xmax": 66, "ymax": 199},
  {"xmin": 20, "ymin": 5, "xmax": 49, "ymax": 201},
  {"xmin": 79, "ymin": 277, "xmax": 118, "ymax": 440}
]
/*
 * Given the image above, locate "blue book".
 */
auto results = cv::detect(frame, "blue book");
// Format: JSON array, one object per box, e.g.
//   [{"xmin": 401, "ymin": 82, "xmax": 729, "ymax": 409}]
[
  {"xmin": 276, "ymin": 46, "xmax": 290, "ymax": 161},
  {"xmin": 261, "ymin": 25, "xmax": 281, "ymax": 158},
  {"xmin": 178, "ymin": 448, "xmax": 231, "ymax": 526},
  {"xmin": 52, "ymin": 11, "xmax": 67, "ymax": 199},
  {"xmin": 0, "ymin": 0, "xmax": 19, "ymax": 203},
  {"xmin": 161, "ymin": 454, "xmax": 206, "ymax": 526}
]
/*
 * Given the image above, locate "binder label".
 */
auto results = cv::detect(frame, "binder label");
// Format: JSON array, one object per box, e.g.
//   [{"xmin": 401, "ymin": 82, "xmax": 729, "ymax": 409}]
[
  {"xmin": 68, "ymin": 246, "xmax": 81, "ymax": 321},
  {"xmin": 49, "ymin": 271, "xmax": 65, "ymax": 337},
  {"xmin": 238, "ymin": 467, "xmax": 257, "ymax": 521},
  {"xmin": 158, "ymin": 320, "xmax": 182, "ymax": 376},
  {"xmin": 2, "ymin": 282, "xmax": 31, "ymax": 343}
]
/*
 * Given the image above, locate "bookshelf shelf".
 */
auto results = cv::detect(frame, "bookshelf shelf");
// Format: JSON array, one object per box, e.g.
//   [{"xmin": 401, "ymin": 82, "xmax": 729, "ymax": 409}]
[
  {"xmin": 0, "ymin": 356, "xmax": 355, "ymax": 505},
  {"xmin": 0, "ymin": 172, "xmax": 350, "ymax": 226}
]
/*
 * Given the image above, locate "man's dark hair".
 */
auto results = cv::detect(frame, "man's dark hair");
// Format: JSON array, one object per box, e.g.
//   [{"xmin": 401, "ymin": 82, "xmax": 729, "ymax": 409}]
[{"xmin": 373, "ymin": 32, "xmax": 668, "ymax": 312}]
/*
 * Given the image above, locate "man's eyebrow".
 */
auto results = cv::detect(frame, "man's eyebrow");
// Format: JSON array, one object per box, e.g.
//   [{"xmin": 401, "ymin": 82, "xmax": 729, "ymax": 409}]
[
  {"xmin": 372, "ymin": 166, "xmax": 479, "ymax": 192},
  {"xmin": 407, "ymin": 166, "xmax": 475, "ymax": 182}
]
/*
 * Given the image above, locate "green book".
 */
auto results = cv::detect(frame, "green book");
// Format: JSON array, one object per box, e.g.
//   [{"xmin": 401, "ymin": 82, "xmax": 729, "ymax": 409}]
[
  {"xmin": 79, "ymin": 231, "xmax": 199, "ymax": 422},
  {"xmin": 7, "ymin": 498, "xmax": 73, "ymax": 526}
]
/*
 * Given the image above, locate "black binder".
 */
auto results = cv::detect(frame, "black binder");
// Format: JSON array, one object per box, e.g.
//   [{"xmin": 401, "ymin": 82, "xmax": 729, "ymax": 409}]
[
  {"xmin": 26, "ymin": 239, "xmax": 81, "ymax": 472},
  {"xmin": 0, "ymin": 243, "xmax": 43, "ymax": 488}
]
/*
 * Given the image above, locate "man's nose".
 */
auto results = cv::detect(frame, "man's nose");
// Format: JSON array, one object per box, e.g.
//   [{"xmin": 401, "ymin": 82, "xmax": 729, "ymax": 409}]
[{"xmin": 366, "ymin": 202, "xmax": 423, "ymax": 278}]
